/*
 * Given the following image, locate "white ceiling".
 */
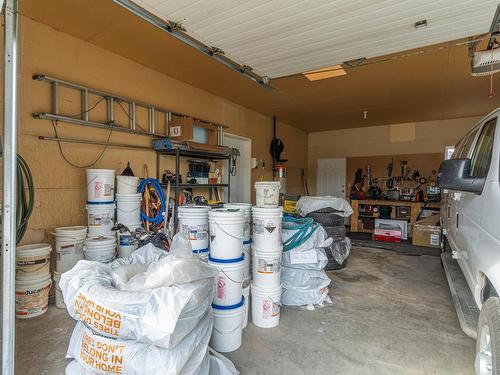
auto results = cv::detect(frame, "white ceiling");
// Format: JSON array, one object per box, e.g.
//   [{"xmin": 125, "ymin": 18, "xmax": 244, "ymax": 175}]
[{"xmin": 133, "ymin": 0, "xmax": 499, "ymax": 78}]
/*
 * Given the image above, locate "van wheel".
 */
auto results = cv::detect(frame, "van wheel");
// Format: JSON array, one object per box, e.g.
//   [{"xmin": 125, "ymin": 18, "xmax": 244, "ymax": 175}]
[{"xmin": 476, "ymin": 297, "xmax": 500, "ymax": 375}]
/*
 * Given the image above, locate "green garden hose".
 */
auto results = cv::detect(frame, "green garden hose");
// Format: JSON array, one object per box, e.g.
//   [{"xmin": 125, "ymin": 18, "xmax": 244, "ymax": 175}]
[
  {"xmin": 282, "ymin": 215, "xmax": 318, "ymax": 252},
  {"xmin": 16, "ymin": 154, "xmax": 34, "ymax": 244}
]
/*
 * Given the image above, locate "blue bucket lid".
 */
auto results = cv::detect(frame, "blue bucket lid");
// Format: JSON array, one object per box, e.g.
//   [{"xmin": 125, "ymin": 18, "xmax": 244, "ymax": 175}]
[
  {"xmin": 87, "ymin": 201, "xmax": 115, "ymax": 205},
  {"xmin": 212, "ymin": 296, "xmax": 245, "ymax": 310},
  {"xmin": 208, "ymin": 253, "xmax": 244, "ymax": 263}
]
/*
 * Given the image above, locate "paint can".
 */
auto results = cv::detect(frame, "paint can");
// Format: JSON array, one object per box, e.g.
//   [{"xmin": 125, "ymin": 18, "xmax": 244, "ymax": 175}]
[
  {"xmin": 211, "ymin": 298, "xmax": 245, "ymax": 353},
  {"xmin": 15, "ymin": 273, "xmax": 52, "ymax": 319},
  {"xmin": 86, "ymin": 169, "xmax": 115, "ymax": 203},
  {"xmin": 251, "ymin": 282, "xmax": 282, "ymax": 328},
  {"xmin": 252, "ymin": 206, "xmax": 282, "ymax": 250},
  {"xmin": 255, "ymin": 181, "xmax": 281, "ymax": 207},
  {"xmin": 252, "ymin": 247, "xmax": 282, "ymax": 287},
  {"xmin": 178, "ymin": 206, "xmax": 210, "ymax": 255},
  {"xmin": 53, "ymin": 271, "xmax": 66, "ymax": 309},
  {"xmin": 86, "ymin": 202, "xmax": 115, "ymax": 236},
  {"xmin": 84, "ymin": 236, "xmax": 116, "ymax": 263},
  {"xmin": 209, "ymin": 209, "xmax": 244, "ymax": 260},
  {"xmin": 116, "ymin": 193, "xmax": 142, "ymax": 225},
  {"xmin": 208, "ymin": 254, "xmax": 245, "ymax": 307},
  {"xmin": 116, "ymin": 175, "xmax": 139, "ymax": 195},
  {"xmin": 53, "ymin": 226, "xmax": 87, "ymax": 272},
  {"xmin": 16, "ymin": 243, "xmax": 52, "ymax": 280}
]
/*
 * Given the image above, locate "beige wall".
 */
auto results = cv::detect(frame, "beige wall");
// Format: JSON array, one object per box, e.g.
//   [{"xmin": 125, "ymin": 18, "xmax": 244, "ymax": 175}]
[
  {"xmin": 308, "ymin": 116, "xmax": 482, "ymax": 194},
  {"xmin": 16, "ymin": 17, "xmax": 307, "ymax": 244}
]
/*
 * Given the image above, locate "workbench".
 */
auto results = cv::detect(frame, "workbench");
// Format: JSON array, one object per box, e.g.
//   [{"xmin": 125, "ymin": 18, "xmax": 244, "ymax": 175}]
[{"xmin": 350, "ymin": 199, "xmax": 441, "ymax": 234}]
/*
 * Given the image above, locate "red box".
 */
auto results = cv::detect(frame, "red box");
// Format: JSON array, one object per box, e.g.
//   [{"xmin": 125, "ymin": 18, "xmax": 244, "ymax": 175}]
[{"xmin": 373, "ymin": 228, "xmax": 402, "ymax": 243}]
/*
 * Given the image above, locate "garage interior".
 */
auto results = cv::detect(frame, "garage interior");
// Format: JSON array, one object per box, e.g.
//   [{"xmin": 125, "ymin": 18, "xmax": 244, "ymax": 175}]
[{"xmin": 3, "ymin": 1, "xmax": 500, "ymax": 374}]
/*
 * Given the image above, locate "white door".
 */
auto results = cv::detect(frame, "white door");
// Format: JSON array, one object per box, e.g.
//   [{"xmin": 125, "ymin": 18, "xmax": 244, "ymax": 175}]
[
  {"xmin": 316, "ymin": 158, "xmax": 346, "ymax": 197},
  {"xmin": 224, "ymin": 133, "xmax": 251, "ymax": 203}
]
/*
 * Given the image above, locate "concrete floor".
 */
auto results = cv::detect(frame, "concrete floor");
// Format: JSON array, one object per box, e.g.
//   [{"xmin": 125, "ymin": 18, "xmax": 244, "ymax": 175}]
[{"xmin": 15, "ymin": 246, "xmax": 475, "ymax": 374}]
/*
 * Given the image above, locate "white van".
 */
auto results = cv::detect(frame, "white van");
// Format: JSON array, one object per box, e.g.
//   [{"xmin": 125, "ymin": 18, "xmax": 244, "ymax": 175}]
[{"xmin": 439, "ymin": 108, "xmax": 500, "ymax": 375}]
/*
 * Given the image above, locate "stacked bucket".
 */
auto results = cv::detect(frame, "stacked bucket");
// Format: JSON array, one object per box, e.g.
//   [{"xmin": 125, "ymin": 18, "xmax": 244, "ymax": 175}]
[
  {"xmin": 85, "ymin": 169, "xmax": 117, "ymax": 263},
  {"xmin": 208, "ymin": 208, "xmax": 246, "ymax": 353},
  {"xmin": 251, "ymin": 181, "xmax": 283, "ymax": 328},
  {"xmin": 178, "ymin": 205, "xmax": 210, "ymax": 260},
  {"xmin": 15, "ymin": 243, "xmax": 52, "ymax": 318},
  {"xmin": 115, "ymin": 174, "xmax": 141, "ymax": 258}
]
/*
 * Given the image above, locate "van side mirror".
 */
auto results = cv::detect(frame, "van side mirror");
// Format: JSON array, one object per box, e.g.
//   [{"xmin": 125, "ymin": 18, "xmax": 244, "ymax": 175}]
[{"xmin": 437, "ymin": 158, "xmax": 485, "ymax": 194}]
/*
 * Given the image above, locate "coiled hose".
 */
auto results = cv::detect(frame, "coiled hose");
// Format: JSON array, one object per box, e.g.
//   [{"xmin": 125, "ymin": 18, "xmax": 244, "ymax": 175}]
[
  {"xmin": 16, "ymin": 154, "xmax": 35, "ymax": 244},
  {"xmin": 138, "ymin": 178, "xmax": 166, "ymax": 229},
  {"xmin": 282, "ymin": 215, "xmax": 318, "ymax": 252}
]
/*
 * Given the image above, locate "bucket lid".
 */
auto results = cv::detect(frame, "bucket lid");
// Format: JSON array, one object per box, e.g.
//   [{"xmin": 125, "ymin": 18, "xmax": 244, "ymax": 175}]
[
  {"xmin": 116, "ymin": 193, "xmax": 142, "ymax": 199},
  {"xmin": 55, "ymin": 226, "xmax": 87, "ymax": 234},
  {"xmin": 209, "ymin": 208, "xmax": 244, "ymax": 219},
  {"xmin": 255, "ymin": 181, "xmax": 281, "ymax": 187},
  {"xmin": 212, "ymin": 296, "xmax": 245, "ymax": 310},
  {"xmin": 17, "ymin": 243, "xmax": 52, "ymax": 257},
  {"xmin": 178, "ymin": 205, "xmax": 209, "ymax": 213},
  {"xmin": 208, "ymin": 253, "xmax": 244, "ymax": 264},
  {"xmin": 86, "ymin": 202, "xmax": 116, "ymax": 207},
  {"xmin": 86, "ymin": 169, "xmax": 115, "ymax": 174},
  {"xmin": 86, "ymin": 236, "xmax": 116, "ymax": 247},
  {"xmin": 224, "ymin": 203, "xmax": 251, "ymax": 211},
  {"xmin": 252, "ymin": 206, "xmax": 283, "ymax": 214}
]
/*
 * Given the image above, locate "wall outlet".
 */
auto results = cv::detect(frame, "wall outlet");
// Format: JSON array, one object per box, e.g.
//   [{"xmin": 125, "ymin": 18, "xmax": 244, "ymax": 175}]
[{"xmin": 251, "ymin": 157, "xmax": 258, "ymax": 169}]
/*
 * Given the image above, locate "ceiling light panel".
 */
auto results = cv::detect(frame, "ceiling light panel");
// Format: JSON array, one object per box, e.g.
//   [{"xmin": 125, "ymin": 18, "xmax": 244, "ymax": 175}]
[{"xmin": 132, "ymin": 0, "xmax": 499, "ymax": 78}]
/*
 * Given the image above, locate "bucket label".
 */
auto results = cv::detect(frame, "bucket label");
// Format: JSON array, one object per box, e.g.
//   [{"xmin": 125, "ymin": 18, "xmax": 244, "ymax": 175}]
[
  {"xmin": 262, "ymin": 299, "xmax": 272, "ymax": 320},
  {"xmin": 272, "ymin": 300, "xmax": 280, "ymax": 317},
  {"xmin": 181, "ymin": 224, "xmax": 208, "ymax": 241},
  {"xmin": 17, "ymin": 258, "xmax": 48, "ymax": 266},
  {"xmin": 216, "ymin": 276, "xmax": 226, "ymax": 299},
  {"xmin": 264, "ymin": 221, "xmax": 276, "ymax": 233},
  {"xmin": 119, "ymin": 234, "xmax": 134, "ymax": 246},
  {"xmin": 15, "ymin": 283, "xmax": 51, "ymax": 316},
  {"xmin": 74, "ymin": 292, "xmax": 122, "ymax": 337},
  {"xmin": 58, "ymin": 243, "xmax": 84, "ymax": 256},
  {"xmin": 88, "ymin": 213, "xmax": 113, "ymax": 226},
  {"xmin": 257, "ymin": 257, "xmax": 280, "ymax": 274},
  {"xmin": 253, "ymin": 219, "xmax": 264, "ymax": 235}
]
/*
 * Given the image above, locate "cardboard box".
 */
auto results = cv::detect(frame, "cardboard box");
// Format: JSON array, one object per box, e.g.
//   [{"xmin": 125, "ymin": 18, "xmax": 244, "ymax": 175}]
[
  {"xmin": 412, "ymin": 214, "xmax": 441, "ymax": 248},
  {"xmin": 168, "ymin": 115, "xmax": 217, "ymax": 145},
  {"xmin": 374, "ymin": 219, "xmax": 408, "ymax": 240},
  {"xmin": 373, "ymin": 228, "xmax": 402, "ymax": 243}
]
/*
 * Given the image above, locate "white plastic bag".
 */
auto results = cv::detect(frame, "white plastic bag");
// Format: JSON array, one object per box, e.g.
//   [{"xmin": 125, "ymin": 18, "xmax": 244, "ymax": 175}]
[
  {"xmin": 66, "ymin": 312, "xmax": 212, "ymax": 375},
  {"xmin": 328, "ymin": 237, "xmax": 351, "ymax": 265},
  {"xmin": 282, "ymin": 247, "xmax": 328, "ymax": 271},
  {"xmin": 282, "ymin": 223, "xmax": 332, "ymax": 252},
  {"xmin": 296, "ymin": 196, "xmax": 353, "ymax": 217},
  {"xmin": 281, "ymin": 267, "xmax": 332, "ymax": 306},
  {"xmin": 59, "ymin": 244, "xmax": 218, "ymax": 348}
]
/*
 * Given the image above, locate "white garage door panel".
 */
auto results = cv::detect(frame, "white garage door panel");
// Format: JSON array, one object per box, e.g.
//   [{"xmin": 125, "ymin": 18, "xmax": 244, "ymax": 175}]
[{"xmin": 132, "ymin": 0, "xmax": 498, "ymax": 78}]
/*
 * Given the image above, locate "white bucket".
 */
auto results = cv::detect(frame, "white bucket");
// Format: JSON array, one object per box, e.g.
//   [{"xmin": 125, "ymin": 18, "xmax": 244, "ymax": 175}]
[
  {"xmin": 252, "ymin": 248, "xmax": 282, "ymax": 288},
  {"xmin": 209, "ymin": 209, "xmax": 244, "ymax": 260},
  {"xmin": 86, "ymin": 202, "xmax": 116, "ymax": 236},
  {"xmin": 116, "ymin": 193, "xmax": 142, "ymax": 225},
  {"xmin": 86, "ymin": 169, "xmax": 115, "ymax": 203},
  {"xmin": 251, "ymin": 282, "xmax": 282, "ymax": 328},
  {"xmin": 255, "ymin": 181, "xmax": 281, "ymax": 208},
  {"xmin": 178, "ymin": 206, "xmax": 210, "ymax": 254},
  {"xmin": 117, "ymin": 223, "xmax": 141, "ymax": 258},
  {"xmin": 252, "ymin": 206, "xmax": 282, "ymax": 250},
  {"xmin": 15, "ymin": 273, "xmax": 52, "ymax": 319},
  {"xmin": 54, "ymin": 226, "xmax": 87, "ymax": 272},
  {"xmin": 209, "ymin": 254, "xmax": 245, "ymax": 307},
  {"xmin": 16, "ymin": 243, "xmax": 52, "ymax": 280},
  {"xmin": 53, "ymin": 271, "xmax": 65, "ymax": 309},
  {"xmin": 242, "ymin": 281, "xmax": 250, "ymax": 329},
  {"xmin": 242, "ymin": 243, "xmax": 251, "ymax": 280},
  {"xmin": 85, "ymin": 236, "xmax": 116, "ymax": 263},
  {"xmin": 224, "ymin": 203, "xmax": 252, "ymax": 242},
  {"xmin": 116, "ymin": 175, "xmax": 139, "ymax": 195},
  {"xmin": 211, "ymin": 298, "xmax": 245, "ymax": 353}
]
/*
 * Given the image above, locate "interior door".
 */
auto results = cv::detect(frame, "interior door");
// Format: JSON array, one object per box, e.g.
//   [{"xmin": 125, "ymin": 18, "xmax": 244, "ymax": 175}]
[
  {"xmin": 316, "ymin": 158, "xmax": 346, "ymax": 197},
  {"xmin": 223, "ymin": 134, "xmax": 251, "ymax": 203}
]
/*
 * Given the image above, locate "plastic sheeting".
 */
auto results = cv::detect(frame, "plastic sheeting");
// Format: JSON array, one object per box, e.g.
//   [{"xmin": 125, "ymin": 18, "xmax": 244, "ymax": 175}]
[
  {"xmin": 296, "ymin": 196, "xmax": 353, "ymax": 217},
  {"xmin": 327, "ymin": 237, "xmax": 351, "ymax": 265},
  {"xmin": 60, "ymin": 244, "xmax": 218, "ymax": 349},
  {"xmin": 281, "ymin": 267, "xmax": 332, "ymax": 306}
]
